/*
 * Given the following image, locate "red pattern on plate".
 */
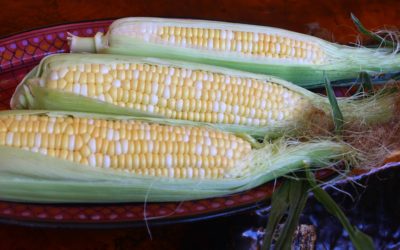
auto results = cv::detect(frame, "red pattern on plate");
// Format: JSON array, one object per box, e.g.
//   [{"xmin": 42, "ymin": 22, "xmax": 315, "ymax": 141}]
[{"xmin": 0, "ymin": 21, "xmax": 337, "ymax": 225}]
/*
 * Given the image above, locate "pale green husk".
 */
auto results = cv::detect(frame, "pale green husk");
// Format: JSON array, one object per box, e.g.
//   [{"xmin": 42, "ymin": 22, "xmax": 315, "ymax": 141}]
[
  {"xmin": 69, "ymin": 17, "xmax": 400, "ymax": 87},
  {"xmin": 11, "ymin": 54, "xmax": 398, "ymax": 140},
  {"xmin": 0, "ymin": 110, "xmax": 354, "ymax": 203}
]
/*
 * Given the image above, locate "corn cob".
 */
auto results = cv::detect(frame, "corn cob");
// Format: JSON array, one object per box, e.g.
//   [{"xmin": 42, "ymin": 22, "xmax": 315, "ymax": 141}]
[
  {"xmin": 69, "ymin": 17, "xmax": 400, "ymax": 87},
  {"xmin": 0, "ymin": 111, "xmax": 251, "ymax": 179},
  {"xmin": 12, "ymin": 54, "xmax": 398, "ymax": 139},
  {"xmin": 0, "ymin": 110, "xmax": 354, "ymax": 203}
]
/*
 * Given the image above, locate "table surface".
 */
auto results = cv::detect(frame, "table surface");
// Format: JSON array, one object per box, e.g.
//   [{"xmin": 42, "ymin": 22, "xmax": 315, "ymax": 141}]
[{"xmin": 1, "ymin": 0, "xmax": 400, "ymax": 249}]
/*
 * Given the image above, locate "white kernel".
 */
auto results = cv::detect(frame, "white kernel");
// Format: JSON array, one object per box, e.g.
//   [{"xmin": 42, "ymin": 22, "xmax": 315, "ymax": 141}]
[
  {"xmin": 247, "ymin": 118, "xmax": 253, "ymax": 124},
  {"xmin": 204, "ymin": 137, "xmax": 212, "ymax": 146},
  {"xmin": 199, "ymin": 168, "xmax": 205, "ymax": 178},
  {"xmin": 232, "ymin": 141, "xmax": 238, "ymax": 149},
  {"xmin": 210, "ymin": 146, "xmax": 217, "ymax": 156},
  {"xmin": 233, "ymin": 105, "xmax": 239, "ymax": 114},
  {"xmin": 100, "ymin": 65, "xmax": 109, "ymax": 74},
  {"xmin": 213, "ymin": 101, "xmax": 219, "ymax": 112},
  {"xmin": 236, "ymin": 41, "xmax": 242, "ymax": 52},
  {"xmin": 163, "ymin": 87, "xmax": 170, "ymax": 99},
  {"xmin": 276, "ymin": 43, "xmax": 281, "ymax": 54},
  {"xmin": 122, "ymin": 139, "xmax": 128, "ymax": 154},
  {"xmin": 103, "ymin": 155, "xmax": 111, "ymax": 168},
  {"xmin": 145, "ymin": 131, "xmax": 151, "ymax": 140},
  {"xmin": 226, "ymin": 149, "xmax": 233, "ymax": 159},
  {"xmin": 183, "ymin": 135, "xmax": 189, "ymax": 142},
  {"xmin": 133, "ymin": 70, "xmax": 139, "ymax": 79},
  {"xmin": 166, "ymin": 154, "xmax": 173, "ymax": 168},
  {"xmin": 89, "ymin": 138, "xmax": 96, "ymax": 153},
  {"xmin": 114, "ymin": 130, "xmax": 120, "ymax": 141},
  {"xmin": 115, "ymin": 141, "xmax": 122, "ymax": 155},
  {"xmin": 165, "ymin": 75, "xmax": 171, "ymax": 85},
  {"xmin": 227, "ymin": 30, "xmax": 234, "ymax": 40},
  {"xmin": 221, "ymin": 30, "xmax": 227, "ymax": 39},
  {"xmin": 151, "ymin": 95, "xmax": 159, "ymax": 105},
  {"xmin": 254, "ymin": 33, "xmax": 259, "ymax": 42},
  {"xmin": 148, "ymin": 105, "xmax": 154, "ymax": 113},
  {"xmin": 31, "ymin": 147, "xmax": 39, "ymax": 153},
  {"xmin": 50, "ymin": 71, "xmax": 59, "ymax": 81},
  {"xmin": 34, "ymin": 134, "xmax": 41, "ymax": 148},
  {"xmin": 220, "ymin": 102, "xmax": 226, "ymax": 113},
  {"xmin": 107, "ymin": 129, "xmax": 114, "ymax": 141},
  {"xmin": 278, "ymin": 112, "xmax": 284, "ymax": 120},
  {"xmin": 169, "ymin": 67, "xmax": 175, "ymax": 76},
  {"xmin": 181, "ymin": 69, "xmax": 187, "ymax": 78},
  {"xmin": 195, "ymin": 81, "xmax": 203, "ymax": 90},
  {"xmin": 112, "ymin": 79, "xmax": 121, "ymax": 88},
  {"xmin": 196, "ymin": 158, "xmax": 202, "ymax": 167},
  {"xmin": 218, "ymin": 113, "xmax": 224, "ymax": 122},
  {"xmin": 89, "ymin": 155, "xmax": 96, "ymax": 167},
  {"xmin": 225, "ymin": 76, "xmax": 231, "ymax": 84},
  {"xmin": 78, "ymin": 64, "xmax": 85, "ymax": 72},
  {"xmin": 80, "ymin": 84, "xmax": 88, "ymax": 96},
  {"xmin": 207, "ymin": 39, "xmax": 213, "ymax": 49},
  {"xmin": 176, "ymin": 100, "xmax": 183, "ymax": 111},
  {"xmin": 98, "ymin": 94, "xmax": 105, "ymax": 102},
  {"xmin": 151, "ymin": 82, "xmax": 159, "ymax": 93},
  {"xmin": 68, "ymin": 135, "xmax": 75, "ymax": 151},
  {"xmin": 147, "ymin": 141, "xmax": 153, "ymax": 153},
  {"xmin": 47, "ymin": 123, "xmax": 54, "ymax": 133},
  {"xmin": 187, "ymin": 168, "xmax": 193, "ymax": 178},
  {"xmin": 6, "ymin": 132, "xmax": 13, "ymax": 145},
  {"xmin": 169, "ymin": 35, "xmax": 175, "ymax": 44},
  {"xmin": 250, "ymin": 108, "xmax": 256, "ymax": 117},
  {"xmin": 181, "ymin": 38, "xmax": 187, "ymax": 47},
  {"xmin": 196, "ymin": 144, "xmax": 203, "ymax": 155},
  {"xmin": 261, "ymin": 100, "xmax": 267, "ymax": 109},
  {"xmin": 246, "ymin": 79, "xmax": 252, "ymax": 87},
  {"xmin": 73, "ymin": 83, "xmax": 81, "ymax": 95}
]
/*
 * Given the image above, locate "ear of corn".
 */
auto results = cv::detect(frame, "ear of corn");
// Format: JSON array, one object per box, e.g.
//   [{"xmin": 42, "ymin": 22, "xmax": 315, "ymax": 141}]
[
  {"xmin": 69, "ymin": 17, "xmax": 400, "ymax": 87},
  {"xmin": 0, "ymin": 110, "xmax": 354, "ymax": 203},
  {"xmin": 11, "ymin": 54, "xmax": 398, "ymax": 139}
]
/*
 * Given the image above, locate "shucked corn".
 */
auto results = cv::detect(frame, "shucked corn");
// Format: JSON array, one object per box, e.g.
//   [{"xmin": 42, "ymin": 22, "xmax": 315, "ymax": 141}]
[
  {"xmin": 0, "ymin": 113, "xmax": 251, "ymax": 179},
  {"xmin": 13, "ymin": 54, "xmax": 317, "ymax": 138},
  {"xmin": 69, "ymin": 18, "xmax": 400, "ymax": 87},
  {"xmin": 111, "ymin": 23, "xmax": 325, "ymax": 65},
  {"xmin": 0, "ymin": 111, "xmax": 355, "ymax": 203},
  {"xmin": 41, "ymin": 61, "xmax": 309, "ymax": 126}
]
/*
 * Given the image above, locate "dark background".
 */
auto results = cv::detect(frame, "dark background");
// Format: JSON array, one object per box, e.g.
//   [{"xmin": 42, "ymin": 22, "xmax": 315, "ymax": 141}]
[{"xmin": 1, "ymin": 0, "xmax": 400, "ymax": 249}]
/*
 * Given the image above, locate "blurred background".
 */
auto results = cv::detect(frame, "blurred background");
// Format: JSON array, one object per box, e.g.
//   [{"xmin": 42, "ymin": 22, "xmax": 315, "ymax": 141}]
[
  {"xmin": 0, "ymin": 0, "xmax": 400, "ymax": 249},
  {"xmin": 1, "ymin": 0, "xmax": 400, "ymax": 44}
]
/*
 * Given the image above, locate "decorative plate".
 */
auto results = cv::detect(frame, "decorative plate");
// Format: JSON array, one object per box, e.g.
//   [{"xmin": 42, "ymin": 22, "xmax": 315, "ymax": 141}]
[{"xmin": 0, "ymin": 20, "xmax": 397, "ymax": 227}]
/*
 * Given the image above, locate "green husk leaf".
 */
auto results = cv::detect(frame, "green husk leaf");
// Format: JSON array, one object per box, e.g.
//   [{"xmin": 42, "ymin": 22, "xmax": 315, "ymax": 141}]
[
  {"xmin": 73, "ymin": 17, "xmax": 400, "ymax": 86},
  {"xmin": 274, "ymin": 177, "xmax": 309, "ymax": 250},
  {"xmin": 0, "ymin": 110, "xmax": 354, "ymax": 203},
  {"xmin": 351, "ymin": 13, "xmax": 396, "ymax": 48},
  {"xmin": 306, "ymin": 168, "xmax": 375, "ymax": 250},
  {"xmin": 262, "ymin": 176, "xmax": 310, "ymax": 250},
  {"xmin": 324, "ymin": 73, "xmax": 344, "ymax": 134}
]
